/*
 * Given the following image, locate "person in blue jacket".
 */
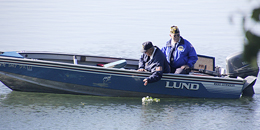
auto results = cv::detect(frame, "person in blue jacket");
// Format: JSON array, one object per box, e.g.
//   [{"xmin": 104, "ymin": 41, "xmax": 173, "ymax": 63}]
[
  {"xmin": 161, "ymin": 26, "xmax": 198, "ymax": 74},
  {"xmin": 138, "ymin": 41, "xmax": 170, "ymax": 86}
]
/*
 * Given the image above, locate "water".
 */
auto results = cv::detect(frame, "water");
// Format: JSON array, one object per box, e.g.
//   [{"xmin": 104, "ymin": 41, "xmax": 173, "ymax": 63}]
[
  {"xmin": 1, "ymin": 92, "xmax": 260, "ymax": 130},
  {"xmin": 0, "ymin": 0, "xmax": 260, "ymax": 129}
]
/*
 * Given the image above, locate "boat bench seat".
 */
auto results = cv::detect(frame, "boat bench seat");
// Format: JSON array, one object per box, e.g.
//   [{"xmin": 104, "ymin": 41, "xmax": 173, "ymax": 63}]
[{"xmin": 103, "ymin": 59, "xmax": 127, "ymax": 68}]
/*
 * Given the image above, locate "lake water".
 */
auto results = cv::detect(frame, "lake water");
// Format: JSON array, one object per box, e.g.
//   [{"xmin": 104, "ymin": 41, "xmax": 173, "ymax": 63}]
[{"xmin": 0, "ymin": 0, "xmax": 260, "ymax": 129}]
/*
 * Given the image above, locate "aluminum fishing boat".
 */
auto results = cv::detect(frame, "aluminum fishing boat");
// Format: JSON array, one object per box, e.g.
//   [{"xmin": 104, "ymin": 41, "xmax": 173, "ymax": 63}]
[{"xmin": 0, "ymin": 51, "xmax": 258, "ymax": 99}]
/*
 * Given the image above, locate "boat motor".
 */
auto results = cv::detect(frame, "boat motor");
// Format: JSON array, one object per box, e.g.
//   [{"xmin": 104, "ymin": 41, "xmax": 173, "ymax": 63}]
[
  {"xmin": 226, "ymin": 52, "xmax": 259, "ymax": 97},
  {"xmin": 226, "ymin": 52, "xmax": 259, "ymax": 78}
]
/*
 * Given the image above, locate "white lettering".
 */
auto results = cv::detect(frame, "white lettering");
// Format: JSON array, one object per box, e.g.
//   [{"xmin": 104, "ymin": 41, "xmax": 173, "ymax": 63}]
[
  {"xmin": 190, "ymin": 84, "xmax": 199, "ymax": 90},
  {"xmin": 174, "ymin": 82, "xmax": 181, "ymax": 89},
  {"xmin": 27, "ymin": 66, "xmax": 32, "ymax": 71},
  {"xmin": 182, "ymin": 83, "xmax": 190, "ymax": 89},
  {"xmin": 8, "ymin": 64, "xmax": 17, "ymax": 68},
  {"xmin": 165, "ymin": 81, "xmax": 172, "ymax": 88},
  {"xmin": 166, "ymin": 81, "xmax": 181, "ymax": 88},
  {"xmin": 165, "ymin": 81, "xmax": 199, "ymax": 91}
]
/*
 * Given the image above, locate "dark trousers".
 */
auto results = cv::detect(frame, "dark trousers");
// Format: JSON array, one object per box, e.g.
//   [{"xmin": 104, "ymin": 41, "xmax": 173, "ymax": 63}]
[{"xmin": 171, "ymin": 67, "xmax": 191, "ymax": 74}]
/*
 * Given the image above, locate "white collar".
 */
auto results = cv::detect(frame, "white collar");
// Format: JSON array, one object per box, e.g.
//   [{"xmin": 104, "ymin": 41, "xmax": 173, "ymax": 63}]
[
  {"xmin": 150, "ymin": 47, "xmax": 156, "ymax": 60},
  {"xmin": 171, "ymin": 38, "xmax": 181, "ymax": 46}
]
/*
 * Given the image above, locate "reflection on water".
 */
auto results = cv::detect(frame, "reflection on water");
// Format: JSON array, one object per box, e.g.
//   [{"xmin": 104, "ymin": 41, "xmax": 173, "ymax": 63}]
[
  {"xmin": 1, "ymin": 90, "xmax": 260, "ymax": 130},
  {"xmin": 0, "ymin": 91, "xmax": 141, "ymax": 107},
  {"xmin": 0, "ymin": 91, "xmax": 141, "ymax": 129}
]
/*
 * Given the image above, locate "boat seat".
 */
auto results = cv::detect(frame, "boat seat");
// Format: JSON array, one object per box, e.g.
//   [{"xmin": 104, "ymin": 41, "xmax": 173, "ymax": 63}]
[
  {"xmin": 103, "ymin": 59, "xmax": 127, "ymax": 68},
  {"xmin": 0, "ymin": 51, "xmax": 23, "ymax": 58}
]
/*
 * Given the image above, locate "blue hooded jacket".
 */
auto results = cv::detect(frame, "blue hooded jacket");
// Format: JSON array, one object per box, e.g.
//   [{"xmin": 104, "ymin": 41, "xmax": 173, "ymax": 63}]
[
  {"xmin": 139, "ymin": 46, "xmax": 170, "ymax": 83},
  {"xmin": 161, "ymin": 36, "xmax": 198, "ymax": 69}
]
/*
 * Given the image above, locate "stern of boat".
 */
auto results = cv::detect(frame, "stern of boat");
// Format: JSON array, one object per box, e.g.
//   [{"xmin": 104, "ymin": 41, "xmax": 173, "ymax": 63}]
[
  {"xmin": 241, "ymin": 76, "xmax": 257, "ymax": 97},
  {"xmin": 226, "ymin": 52, "xmax": 259, "ymax": 97}
]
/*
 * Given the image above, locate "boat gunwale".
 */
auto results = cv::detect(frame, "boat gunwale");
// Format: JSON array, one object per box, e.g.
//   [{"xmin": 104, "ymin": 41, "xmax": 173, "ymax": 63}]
[{"xmin": 18, "ymin": 51, "xmax": 138, "ymax": 61}]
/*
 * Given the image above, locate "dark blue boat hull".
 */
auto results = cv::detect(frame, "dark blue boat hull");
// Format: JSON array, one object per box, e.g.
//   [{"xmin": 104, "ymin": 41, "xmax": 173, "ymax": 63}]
[{"xmin": 0, "ymin": 56, "xmax": 246, "ymax": 99}]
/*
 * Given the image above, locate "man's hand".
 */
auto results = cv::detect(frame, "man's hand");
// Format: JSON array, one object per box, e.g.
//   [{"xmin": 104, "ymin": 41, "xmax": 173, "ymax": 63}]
[
  {"xmin": 181, "ymin": 65, "xmax": 189, "ymax": 70},
  {"xmin": 143, "ymin": 79, "xmax": 148, "ymax": 86},
  {"xmin": 139, "ymin": 69, "xmax": 148, "ymax": 85},
  {"xmin": 138, "ymin": 68, "xmax": 146, "ymax": 72}
]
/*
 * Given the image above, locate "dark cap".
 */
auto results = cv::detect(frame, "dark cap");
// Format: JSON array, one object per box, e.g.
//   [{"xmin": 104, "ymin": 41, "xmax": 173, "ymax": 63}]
[
  {"xmin": 170, "ymin": 25, "xmax": 180, "ymax": 34},
  {"xmin": 141, "ymin": 41, "xmax": 154, "ymax": 53}
]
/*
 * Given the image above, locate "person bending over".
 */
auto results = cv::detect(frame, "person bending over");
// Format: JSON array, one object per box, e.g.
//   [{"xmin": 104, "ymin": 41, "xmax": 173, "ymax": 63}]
[{"xmin": 138, "ymin": 41, "xmax": 170, "ymax": 86}]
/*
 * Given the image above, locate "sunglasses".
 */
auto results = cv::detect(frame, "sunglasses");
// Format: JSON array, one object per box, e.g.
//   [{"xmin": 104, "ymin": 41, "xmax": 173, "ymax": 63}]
[{"xmin": 172, "ymin": 34, "xmax": 180, "ymax": 37}]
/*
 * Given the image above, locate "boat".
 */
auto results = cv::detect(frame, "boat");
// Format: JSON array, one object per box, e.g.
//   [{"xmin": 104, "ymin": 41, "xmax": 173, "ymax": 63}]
[{"xmin": 0, "ymin": 51, "xmax": 258, "ymax": 99}]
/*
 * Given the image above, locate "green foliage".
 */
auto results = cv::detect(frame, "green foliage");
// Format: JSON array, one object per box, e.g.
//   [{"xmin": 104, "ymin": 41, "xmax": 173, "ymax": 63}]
[
  {"xmin": 243, "ymin": 6, "xmax": 260, "ymax": 67},
  {"xmin": 142, "ymin": 96, "xmax": 160, "ymax": 105},
  {"xmin": 252, "ymin": 8, "xmax": 260, "ymax": 22}
]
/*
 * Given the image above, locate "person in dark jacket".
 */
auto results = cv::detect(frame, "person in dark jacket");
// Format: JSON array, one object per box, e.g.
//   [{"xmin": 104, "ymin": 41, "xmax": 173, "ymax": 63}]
[
  {"xmin": 138, "ymin": 41, "xmax": 170, "ymax": 86},
  {"xmin": 161, "ymin": 26, "xmax": 198, "ymax": 74}
]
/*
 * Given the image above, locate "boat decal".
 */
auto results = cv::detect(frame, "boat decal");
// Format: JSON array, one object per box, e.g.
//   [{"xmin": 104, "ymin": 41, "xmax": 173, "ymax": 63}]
[
  {"xmin": 92, "ymin": 76, "xmax": 112, "ymax": 88},
  {"xmin": 103, "ymin": 75, "xmax": 111, "ymax": 82},
  {"xmin": 27, "ymin": 65, "xmax": 33, "ymax": 71},
  {"xmin": 202, "ymin": 82, "xmax": 242, "ymax": 94},
  {"xmin": 165, "ymin": 81, "xmax": 199, "ymax": 90},
  {"xmin": 8, "ymin": 63, "xmax": 17, "ymax": 68},
  {"xmin": 164, "ymin": 79, "xmax": 243, "ymax": 94},
  {"xmin": 213, "ymin": 83, "xmax": 235, "ymax": 87},
  {"xmin": 131, "ymin": 75, "xmax": 142, "ymax": 81},
  {"xmin": 0, "ymin": 62, "xmax": 33, "ymax": 71},
  {"xmin": 0, "ymin": 62, "xmax": 6, "ymax": 67},
  {"xmin": 19, "ymin": 64, "xmax": 27, "ymax": 69}
]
